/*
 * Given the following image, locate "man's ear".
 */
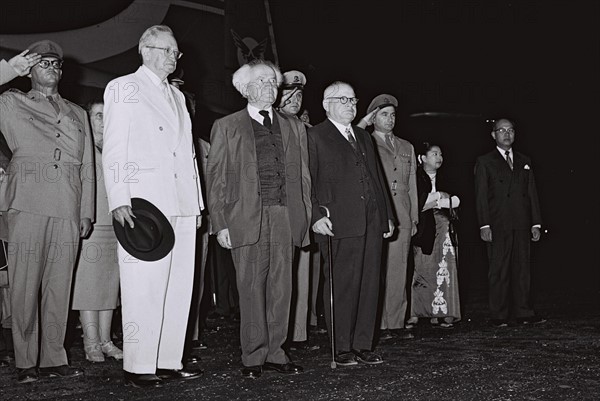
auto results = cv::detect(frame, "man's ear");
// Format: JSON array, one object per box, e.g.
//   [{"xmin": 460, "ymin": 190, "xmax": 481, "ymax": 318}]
[
  {"xmin": 322, "ymin": 99, "xmax": 329, "ymax": 113},
  {"xmin": 491, "ymin": 131, "xmax": 497, "ymax": 141}
]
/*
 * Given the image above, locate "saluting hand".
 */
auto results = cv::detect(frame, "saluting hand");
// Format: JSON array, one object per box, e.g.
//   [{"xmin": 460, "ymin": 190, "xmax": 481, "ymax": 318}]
[{"xmin": 8, "ymin": 50, "xmax": 42, "ymax": 76}]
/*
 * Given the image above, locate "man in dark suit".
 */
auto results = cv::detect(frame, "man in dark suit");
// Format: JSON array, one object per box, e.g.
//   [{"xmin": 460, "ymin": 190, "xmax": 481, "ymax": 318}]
[
  {"xmin": 474, "ymin": 118, "xmax": 544, "ymax": 327},
  {"xmin": 206, "ymin": 59, "xmax": 311, "ymax": 379},
  {"xmin": 309, "ymin": 81, "xmax": 394, "ymax": 366}
]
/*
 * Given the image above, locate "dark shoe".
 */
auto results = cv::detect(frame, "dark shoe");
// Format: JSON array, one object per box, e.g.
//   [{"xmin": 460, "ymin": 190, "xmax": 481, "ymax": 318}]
[
  {"xmin": 191, "ymin": 340, "xmax": 208, "ymax": 350},
  {"xmin": 490, "ymin": 319, "xmax": 509, "ymax": 328},
  {"xmin": 309, "ymin": 324, "xmax": 328, "ymax": 335},
  {"xmin": 289, "ymin": 341, "xmax": 320, "ymax": 351},
  {"xmin": 241, "ymin": 365, "xmax": 262, "ymax": 379},
  {"xmin": 351, "ymin": 349, "xmax": 384, "ymax": 365},
  {"xmin": 379, "ymin": 329, "xmax": 393, "ymax": 340},
  {"xmin": 39, "ymin": 365, "xmax": 83, "ymax": 379},
  {"xmin": 432, "ymin": 321, "xmax": 455, "ymax": 329},
  {"xmin": 263, "ymin": 362, "xmax": 303, "ymax": 374},
  {"xmin": 334, "ymin": 351, "xmax": 358, "ymax": 366},
  {"xmin": 17, "ymin": 367, "xmax": 38, "ymax": 384},
  {"xmin": 156, "ymin": 368, "xmax": 203, "ymax": 381},
  {"xmin": 184, "ymin": 355, "xmax": 201, "ymax": 365},
  {"xmin": 207, "ymin": 311, "xmax": 226, "ymax": 320},
  {"xmin": 123, "ymin": 371, "xmax": 163, "ymax": 388},
  {"xmin": 517, "ymin": 316, "xmax": 547, "ymax": 325},
  {"xmin": 391, "ymin": 329, "xmax": 415, "ymax": 339}
]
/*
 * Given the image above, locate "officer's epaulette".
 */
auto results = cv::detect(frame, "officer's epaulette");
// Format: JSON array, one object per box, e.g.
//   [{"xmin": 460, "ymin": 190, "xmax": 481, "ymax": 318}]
[{"xmin": 63, "ymin": 98, "xmax": 83, "ymax": 110}]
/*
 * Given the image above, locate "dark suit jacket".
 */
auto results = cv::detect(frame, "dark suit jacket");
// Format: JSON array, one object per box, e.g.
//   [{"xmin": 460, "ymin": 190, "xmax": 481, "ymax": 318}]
[
  {"xmin": 206, "ymin": 108, "xmax": 311, "ymax": 248},
  {"xmin": 308, "ymin": 119, "xmax": 393, "ymax": 242},
  {"xmin": 412, "ymin": 166, "xmax": 457, "ymax": 255},
  {"xmin": 474, "ymin": 149, "xmax": 542, "ymax": 231}
]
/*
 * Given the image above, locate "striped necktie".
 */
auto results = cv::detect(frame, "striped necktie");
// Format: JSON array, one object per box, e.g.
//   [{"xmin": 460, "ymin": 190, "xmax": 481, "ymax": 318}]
[{"xmin": 505, "ymin": 150, "xmax": 513, "ymax": 170}]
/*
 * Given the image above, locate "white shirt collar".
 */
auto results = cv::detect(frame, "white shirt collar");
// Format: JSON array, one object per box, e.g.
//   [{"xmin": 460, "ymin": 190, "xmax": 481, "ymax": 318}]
[
  {"xmin": 247, "ymin": 104, "xmax": 273, "ymax": 124},
  {"xmin": 141, "ymin": 65, "xmax": 168, "ymax": 87},
  {"xmin": 328, "ymin": 118, "xmax": 353, "ymax": 139},
  {"xmin": 497, "ymin": 146, "xmax": 513, "ymax": 160}
]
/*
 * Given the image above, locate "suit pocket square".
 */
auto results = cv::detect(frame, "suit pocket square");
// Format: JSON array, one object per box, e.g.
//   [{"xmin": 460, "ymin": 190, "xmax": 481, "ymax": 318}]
[{"xmin": 524, "ymin": 164, "xmax": 530, "ymax": 170}]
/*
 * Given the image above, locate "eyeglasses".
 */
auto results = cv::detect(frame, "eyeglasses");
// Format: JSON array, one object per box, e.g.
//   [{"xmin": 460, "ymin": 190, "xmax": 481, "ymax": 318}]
[
  {"xmin": 494, "ymin": 127, "xmax": 515, "ymax": 134},
  {"xmin": 326, "ymin": 96, "xmax": 359, "ymax": 105},
  {"xmin": 37, "ymin": 59, "xmax": 63, "ymax": 69},
  {"xmin": 145, "ymin": 46, "xmax": 183, "ymax": 60}
]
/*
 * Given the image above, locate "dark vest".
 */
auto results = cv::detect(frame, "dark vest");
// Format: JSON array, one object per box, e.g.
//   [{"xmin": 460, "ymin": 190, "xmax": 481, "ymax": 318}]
[
  {"xmin": 251, "ymin": 116, "xmax": 287, "ymax": 206},
  {"xmin": 349, "ymin": 136, "xmax": 374, "ymax": 205}
]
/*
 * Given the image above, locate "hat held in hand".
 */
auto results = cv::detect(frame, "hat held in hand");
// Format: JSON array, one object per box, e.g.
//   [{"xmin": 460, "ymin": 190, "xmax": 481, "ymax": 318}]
[{"xmin": 113, "ymin": 198, "xmax": 175, "ymax": 262}]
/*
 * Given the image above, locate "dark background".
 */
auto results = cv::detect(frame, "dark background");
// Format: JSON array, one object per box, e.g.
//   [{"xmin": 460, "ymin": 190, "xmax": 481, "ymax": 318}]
[{"xmin": 1, "ymin": 0, "xmax": 598, "ymax": 296}]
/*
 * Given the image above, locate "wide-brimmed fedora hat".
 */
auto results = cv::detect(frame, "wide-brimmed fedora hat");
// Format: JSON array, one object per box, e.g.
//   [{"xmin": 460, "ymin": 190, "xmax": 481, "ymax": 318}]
[{"xmin": 113, "ymin": 198, "xmax": 175, "ymax": 262}]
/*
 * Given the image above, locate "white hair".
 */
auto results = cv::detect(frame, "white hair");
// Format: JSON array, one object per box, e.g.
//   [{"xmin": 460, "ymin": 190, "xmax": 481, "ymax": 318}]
[
  {"xmin": 232, "ymin": 59, "xmax": 283, "ymax": 98},
  {"xmin": 138, "ymin": 25, "xmax": 174, "ymax": 54}
]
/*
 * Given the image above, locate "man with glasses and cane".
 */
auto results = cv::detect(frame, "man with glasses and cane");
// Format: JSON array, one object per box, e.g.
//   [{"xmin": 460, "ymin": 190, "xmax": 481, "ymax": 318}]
[{"xmin": 308, "ymin": 81, "xmax": 394, "ymax": 366}]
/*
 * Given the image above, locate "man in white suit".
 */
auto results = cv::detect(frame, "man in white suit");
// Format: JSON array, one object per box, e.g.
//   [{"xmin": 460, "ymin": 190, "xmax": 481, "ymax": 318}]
[{"xmin": 102, "ymin": 25, "xmax": 204, "ymax": 388}]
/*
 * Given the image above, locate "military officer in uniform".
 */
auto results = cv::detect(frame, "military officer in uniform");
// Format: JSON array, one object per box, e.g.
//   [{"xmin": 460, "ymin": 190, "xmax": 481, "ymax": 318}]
[
  {"xmin": 357, "ymin": 94, "xmax": 418, "ymax": 339},
  {"xmin": 0, "ymin": 40, "xmax": 94, "ymax": 384},
  {"xmin": 276, "ymin": 70, "xmax": 319, "ymax": 351}
]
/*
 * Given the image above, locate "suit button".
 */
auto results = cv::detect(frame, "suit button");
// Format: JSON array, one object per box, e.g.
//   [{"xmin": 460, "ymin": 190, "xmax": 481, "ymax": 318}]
[
  {"xmin": 174, "ymin": 173, "xmax": 178, "ymax": 178},
  {"xmin": 360, "ymin": 195, "xmax": 365, "ymax": 200},
  {"xmin": 56, "ymin": 133, "xmax": 60, "ymax": 137},
  {"xmin": 393, "ymin": 193, "xmax": 397, "ymax": 196},
  {"xmin": 257, "ymin": 192, "xmax": 261, "ymax": 196},
  {"xmin": 159, "ymin": 126, "xmax": 164, "ymax": 131},
  {"xmin": 53, "ymin": 164, "xmax": 58, "ymax": 169},
  {"xmin": 393, "ymin": 168, "xmax": 397, "ymax": 171},
  {"xmin": 173, "ymin": 152, "xmax": 176, "ymax": 157}
]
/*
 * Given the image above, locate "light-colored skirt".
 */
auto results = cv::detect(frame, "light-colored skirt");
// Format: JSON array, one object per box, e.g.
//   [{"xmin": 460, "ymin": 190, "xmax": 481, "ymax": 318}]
[
  {"xmin": 72, "ymin": 225, "xmax": 120, "ymax": 310},
  {"xmin": 411, "ymin": 211, "xmax": 461, "ymax": 320}
]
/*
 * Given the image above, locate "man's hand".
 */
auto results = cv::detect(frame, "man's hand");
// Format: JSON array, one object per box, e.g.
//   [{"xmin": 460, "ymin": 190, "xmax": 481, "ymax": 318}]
[
  {"xmin": 80, "ymin": 218, "xmax": 92, "ymax": 238},
  {"xmin": 480, "ymin": 226, "xmax": 492, "ymax": 242},
  {"xmin": 196, "ymin": 215, "xmax": 203, "ymax": 229},
  {"xmin": 217, "ymin": 228, "xmax": 232, "ymax": 249},
  {"xmin": 383, "ymin": 219, "xmax": 395, "ymax": 238},
  {"xmin": 531, "ymin": 226, "xmax": 541, "ymax": 242},
  {"xmin": 312, "ymin": 216, "xmax": 334, "ymax": 236},
  {"xmin": 112, "ymin": 205, "xmax": 135, "ymax": 228},
  {"xmin": 411, "ymin": 222, "xmax": 418, "ymax": 236},
  {"xmin": 8, "ymin": 50, "xmax": 41, "ymax": 76},
  {"xmin": 438, "ymin": 191, "xmax": 450, "ymax": 199},
  {"xmin": 0, "ymin": 167, "xmax": 5, "ymax": 182},
  {"xmin": 356, "ymin": 109, "xmax": 378, "ymax": 129}
]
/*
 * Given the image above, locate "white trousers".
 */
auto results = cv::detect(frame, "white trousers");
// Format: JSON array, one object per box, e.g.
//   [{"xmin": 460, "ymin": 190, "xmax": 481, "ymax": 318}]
[{"xmin": 118, "ymin": 216, "xmax": 196, "ymax": 374}]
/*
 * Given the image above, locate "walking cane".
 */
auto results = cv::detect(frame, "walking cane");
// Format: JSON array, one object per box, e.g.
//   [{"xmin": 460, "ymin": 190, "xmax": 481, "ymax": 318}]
[{"xmin": 319, "ymin": 206, "xmax": 337, "ymax": 369}]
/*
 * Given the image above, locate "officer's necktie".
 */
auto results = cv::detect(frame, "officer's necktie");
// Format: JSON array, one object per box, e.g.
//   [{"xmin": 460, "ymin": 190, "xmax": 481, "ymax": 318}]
[
  {"xmin": 505, "ymin": 150, "xmax": 513, "ymax": 170},
  {"xmin": 47, "ymin": 96, "xmax": 60, "ymax": 115},
  {"xmin": 259, "ymin": 110, "xmax": 272, "ymax": 129},
  {"xmin": 385, "ymin": 134, "xmax": 395, "ymax": 152},
  {"xmin": 346, "ymin": 128, "xmax": 358, "ymax": 152},
  {"xmin": 161, "ymin": 81, "xmax": 176, "ymax": 114}
]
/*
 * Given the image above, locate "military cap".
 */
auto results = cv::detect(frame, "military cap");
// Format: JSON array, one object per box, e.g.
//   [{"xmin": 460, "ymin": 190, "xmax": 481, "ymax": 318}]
[
  {"xmin": 27, "ymin": 40, "xmax": 63, "ymax": 60},
  {"xmin": 367, "ymin": 94, "xmax": 398, "ymax": 114},
  {"xmin": 282, "ymin": 70, "xmax": 306, "ymax": 89}
]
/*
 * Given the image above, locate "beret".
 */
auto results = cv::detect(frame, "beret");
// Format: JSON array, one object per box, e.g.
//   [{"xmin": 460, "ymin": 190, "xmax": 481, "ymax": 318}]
[
  {"xmin": 367, "ymin": 94, "xmax": 398, "ymax": 114},
  {"xmin": 27, "ymin": 40, "xmax": 63, "ymax": 60}
]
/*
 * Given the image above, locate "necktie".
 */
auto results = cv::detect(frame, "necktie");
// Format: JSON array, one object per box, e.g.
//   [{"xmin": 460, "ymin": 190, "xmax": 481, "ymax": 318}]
[
  {"xmin": 505, "ymin": 150, "xmax": 513, "ymax": 170},
  {"xmin": 161, "ymin": 82, "xmax": 176, "ymax": 114},
  {"xmin": 47, "ymin": 96, "xmax": 60, "ymax": 115},
  {"xmin": 385, "ymin": 134, "xmax": 395, "ymax": 152},
  {"xmin": 346, "ymin": 128, "xmax": 358, "ymax": 151},
  {"xmin": 259, "ymin": 110, "xmax": 272, "ymax": 129}
]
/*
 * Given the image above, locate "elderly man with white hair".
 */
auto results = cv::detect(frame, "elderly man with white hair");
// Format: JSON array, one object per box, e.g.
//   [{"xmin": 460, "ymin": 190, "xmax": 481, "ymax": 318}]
[{"xmin": 207, "ymin": 59, "xmax": 311, "ymax": 379}]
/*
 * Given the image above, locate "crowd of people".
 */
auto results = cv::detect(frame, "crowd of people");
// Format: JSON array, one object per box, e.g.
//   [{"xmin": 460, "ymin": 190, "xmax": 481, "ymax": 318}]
[{"xmin": 0, "ymin": 24, "xmax": 545, "ymax": 387}]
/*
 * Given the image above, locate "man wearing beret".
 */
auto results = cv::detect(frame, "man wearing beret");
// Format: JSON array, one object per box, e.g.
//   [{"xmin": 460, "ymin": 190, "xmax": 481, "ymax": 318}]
[
  {"xmin": 276, "ymin": 70, "xmax": 319, "ymax": 352},
  {"xmin": 309, "ymin": 82, "xmax": 394, "ymax": 366},
  {"xmin": 102, "ymin": 25, "xmax": 204, "ymax": 387},
  {"xmin": 0, "ymin": 40, "xmax": 94, "ymax": 383},
  {"xmin": 358, "ymin": 94, "xmax": 418, "ymax": 339}
]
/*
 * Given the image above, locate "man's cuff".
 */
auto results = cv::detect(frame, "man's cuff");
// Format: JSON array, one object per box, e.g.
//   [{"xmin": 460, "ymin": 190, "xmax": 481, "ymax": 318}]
[
  {"xmin": 532, "ymin": 224, "xmax": 541, "ymax": 229},
  {"xmin": 480, "ymin": 225, "xmax": 490, "ymax": 230}
]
